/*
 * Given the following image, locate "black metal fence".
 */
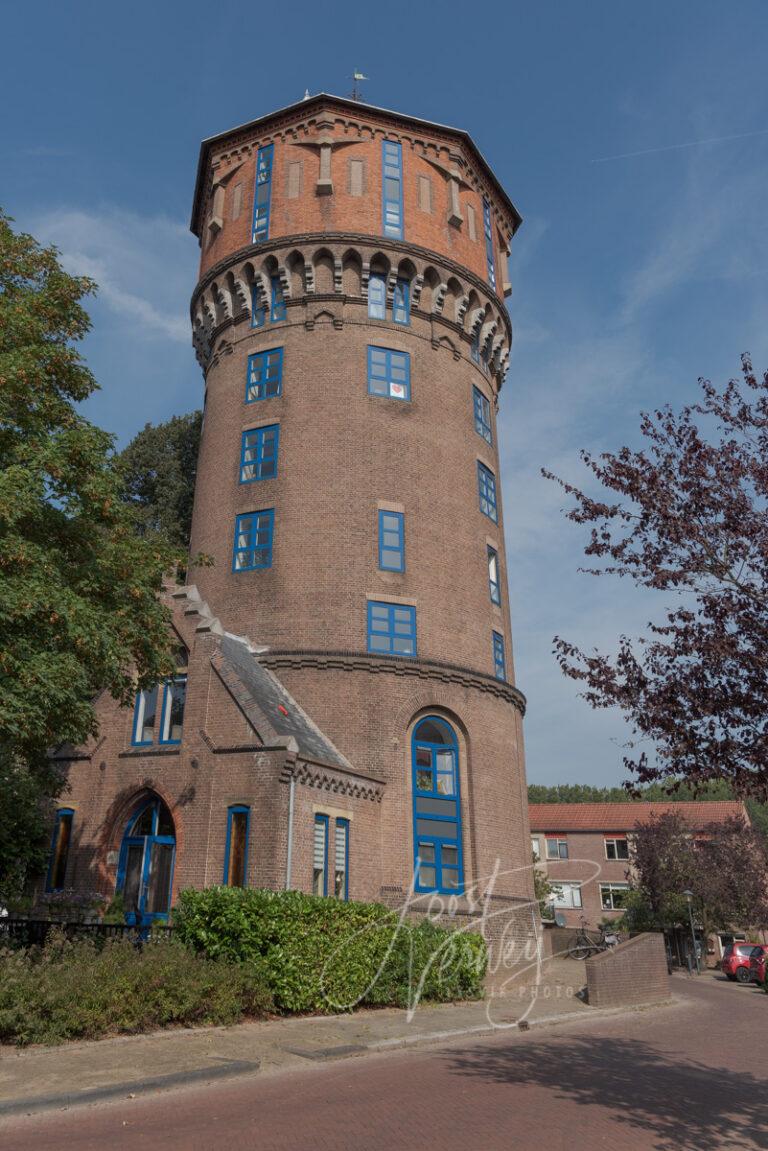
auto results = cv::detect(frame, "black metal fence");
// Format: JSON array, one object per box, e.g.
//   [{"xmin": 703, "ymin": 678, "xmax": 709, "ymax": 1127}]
[{"xmin": 0, "ymin": 918, "xmax": 174, "ymax": 949}]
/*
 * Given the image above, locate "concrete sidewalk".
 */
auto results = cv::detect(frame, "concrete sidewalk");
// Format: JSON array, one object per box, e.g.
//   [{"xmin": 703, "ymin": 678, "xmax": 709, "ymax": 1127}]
[{"xmin": 0, "ymin": 959, "xmax": 667, "ymax": 1119}]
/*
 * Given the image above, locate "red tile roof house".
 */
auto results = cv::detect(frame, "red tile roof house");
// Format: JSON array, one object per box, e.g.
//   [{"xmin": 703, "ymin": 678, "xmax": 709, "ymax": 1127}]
[{"xmin": 528, "ymin": 801, "xmax": 755, "ymax": 963}]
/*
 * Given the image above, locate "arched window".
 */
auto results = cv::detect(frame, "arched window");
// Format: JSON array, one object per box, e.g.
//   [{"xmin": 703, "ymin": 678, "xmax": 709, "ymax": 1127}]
[
  {"xmin": 411, "ymin": 717, "xmax": 463, "ymax": 894},
  {"xmin": 116, "ymin": 795, "xmax": 175, "ymax": 925}
]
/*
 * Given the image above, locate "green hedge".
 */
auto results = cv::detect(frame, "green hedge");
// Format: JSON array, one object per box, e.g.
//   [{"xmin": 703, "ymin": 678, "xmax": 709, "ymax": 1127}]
[
  {"xmin": 174, "ymin": 887, "xmax": 487, "ymax": 1013},
  {"xmin": 0, "ymin": 931, "xmax": 273, "ymax": 1046}
]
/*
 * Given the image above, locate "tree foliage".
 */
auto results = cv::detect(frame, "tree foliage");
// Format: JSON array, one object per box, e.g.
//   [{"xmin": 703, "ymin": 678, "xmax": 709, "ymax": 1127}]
[
  {"xmin": 545, "ymin": 357, "xmax": 768, "ymax": 799},
  {"xmin": 627, "ymin": 811, "xmax": 768, "ymax": 935},
  {"xmin": 0, "ymin": 212, "xmax": 177, "ymax": 902},
  {"xmin": 117, "ymin": 411, "xmax": 202, "ymax": 551}
]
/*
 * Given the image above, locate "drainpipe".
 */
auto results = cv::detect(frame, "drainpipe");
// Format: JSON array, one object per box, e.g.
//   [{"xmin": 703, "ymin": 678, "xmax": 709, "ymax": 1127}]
[{"xmin": 285, "ymin": 772, "xmax": 295, "ymax": 891}]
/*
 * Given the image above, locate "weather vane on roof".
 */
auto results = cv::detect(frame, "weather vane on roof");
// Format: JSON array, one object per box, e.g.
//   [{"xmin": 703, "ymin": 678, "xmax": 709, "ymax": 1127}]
[{"xmin": 350, "ymin": 69, "xmax": 369, "ymax": 102}]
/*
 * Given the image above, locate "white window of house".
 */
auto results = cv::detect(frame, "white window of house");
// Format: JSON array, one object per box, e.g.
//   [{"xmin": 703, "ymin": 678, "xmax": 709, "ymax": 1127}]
[
  {"xmin": 551, "ymin": 882, "xmax": 582, "ymax": 910},
  {"xmin": 604, "ymin": 837, "xmax": 630, "ymax": 861},
  {"xmin": 531, "ymin": 836, "xmax": 540, "ymax": 860},
  {"xmin": 545, "ymin": 837, "xmax": 569, "ymax": 860},
  {"xmin": 600, "ymin": 882, "xmax": 630, "ymax": 910}
]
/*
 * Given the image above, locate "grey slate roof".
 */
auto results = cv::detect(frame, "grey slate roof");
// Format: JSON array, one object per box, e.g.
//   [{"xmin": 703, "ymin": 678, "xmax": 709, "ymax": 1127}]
[{"xmin": 218, "ymin": 633, "xmax": 353, "ymax": 772}]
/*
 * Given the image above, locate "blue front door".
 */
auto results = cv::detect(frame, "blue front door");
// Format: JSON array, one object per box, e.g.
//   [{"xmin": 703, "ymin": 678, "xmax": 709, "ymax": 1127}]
[{"xmin": 117, "ymin": 798, "xmax": 175, "ymax": 925}]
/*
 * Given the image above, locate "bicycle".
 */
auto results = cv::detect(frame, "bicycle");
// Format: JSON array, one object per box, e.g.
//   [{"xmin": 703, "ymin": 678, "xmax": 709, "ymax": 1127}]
[{"xmin": 568, "ymin": 917, "xmax": 621, "ymax": 960}]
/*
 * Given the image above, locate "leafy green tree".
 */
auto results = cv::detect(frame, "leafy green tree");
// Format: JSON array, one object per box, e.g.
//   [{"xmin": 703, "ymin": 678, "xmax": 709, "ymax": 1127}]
[
  {"xmin": 0, "ymin": 212, "xmax": 177, "ymax": 903},
  {"xmin": 117, "ymin": 411, "xmax": 202, "ymax": 550}
]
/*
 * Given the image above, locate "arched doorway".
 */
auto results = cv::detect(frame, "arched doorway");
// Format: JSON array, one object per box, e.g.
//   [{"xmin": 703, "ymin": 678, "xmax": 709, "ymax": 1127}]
[
  {"xmin": 411, "ymin": 716, "xmax": 464, "ymax": 894},
  {"xmin": 116, "ymin": 795, "xmax": 175, "ymax": 925}
]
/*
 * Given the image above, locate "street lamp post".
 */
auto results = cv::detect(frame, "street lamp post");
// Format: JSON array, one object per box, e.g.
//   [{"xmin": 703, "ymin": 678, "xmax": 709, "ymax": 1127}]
[{"xmin": 683, "ymin": 889, "xmax": 699, "ymax": 975}]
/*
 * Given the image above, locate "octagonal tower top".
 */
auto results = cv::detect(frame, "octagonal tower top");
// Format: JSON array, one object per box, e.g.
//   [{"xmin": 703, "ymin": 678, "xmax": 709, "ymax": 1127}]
[{"xmin": 190, "ymin": 93, "xmax": 522, "ymax": 297}]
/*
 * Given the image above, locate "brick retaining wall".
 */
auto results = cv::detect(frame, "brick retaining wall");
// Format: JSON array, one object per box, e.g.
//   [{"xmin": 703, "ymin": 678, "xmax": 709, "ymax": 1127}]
[{"xmin": 586, "ymin": 932, "xmax": 670, "ymax": 1008}]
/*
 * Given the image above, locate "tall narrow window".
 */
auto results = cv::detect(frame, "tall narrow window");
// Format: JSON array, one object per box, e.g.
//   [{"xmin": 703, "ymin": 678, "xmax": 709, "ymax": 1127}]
[
  {"xmin": 240, "ymin": 425, "xmax": 279, "ymax": 483},
  {"xmin": 246, "ymin": 348, "xmax": 283, "ymax": 402},
  {"xmin": 382, "ymin": 140, "xmax": 403, "ymax": 239},
  {"xmin": 334, "ymin": 819, "xmax": 349, "ymax": 900},
  {"xmin": 488, "ymin": 546, "xmax": 501, "ymax": 605},
  {"xmin": 232, "ymin": 509, "xmax": 274, "ymax": 571},
  {"xmin": 224, "ymin": 805, "xmax": 249, "ymax": 887},
  {"xmin": 367, "ymin": 601, "xmax": 416, "ymax": 657},
  {"xmin": 477, "ymin": 462, "xmax": 498, "ymax": 522},
  {"xmin": 392, "ymin": 279, "xmax": 410, "ymax": 325},
  {"xmin": 132, "ymin": 650, "xmax": 188, "ymax": 746},
  {"xmin": 313, "ymin": 814, "xmax": 329, "ymax": 896},
  {"xmin": 133, "ymin": 685, "xmax": 159, "ymax": 745},
  {"xmin": 368, "ymin": 272, "xmax": 386, "ymax": 319},
  {"xmin": 367, "ymin": 346, "xmax": 410, "ymax": 401},
  {"xmin": 252, "ymin": 143, "xmax": 274, "ymax": 242},
  {"xmin": 492, "ymin": 631, "xmax": 506, "ymax": 681},
  {"xmin": 471, "ymin": 331, "xmax": 480, "ymax": 363},
  {"xmin": 412, "ymin": 717, "xmax": 463, "ymax": 894},
  {"xmin": 270, "ymin": 275, "xmax": 286, "ymax": 322},
  {"xmin": 251, "ymin": 284, "xmax": 267, "ymax": 328},
  {"xmin": 483, "ymin": 197, "xmax": 496, "ymax": 290},
  {"xmin": 378, "ymin": 510, "xmax": 405, "ymax": 572},
  {"xmin": 473, "ymin": 386, "xmax": 492, "ymax": 444},
  {"xmin": 46, "ymin": 808, "xmax": 74, "ymax": 892}
]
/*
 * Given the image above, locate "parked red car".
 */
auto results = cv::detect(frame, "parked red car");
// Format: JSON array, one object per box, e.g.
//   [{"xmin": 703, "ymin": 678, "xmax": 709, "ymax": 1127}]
[
  {"xmin": 721, "ymin": 942, "xmax": 766, "ymax": 983},
  {"xmin": 749, "ymin": 947, "xmax": 768, "ymax": 986}
]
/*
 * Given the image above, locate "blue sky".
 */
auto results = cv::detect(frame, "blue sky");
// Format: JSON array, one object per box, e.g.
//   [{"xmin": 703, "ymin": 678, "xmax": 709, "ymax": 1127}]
[{"xmin": 3, "ymin": 1, "xmax": 768, "ymax": 788}]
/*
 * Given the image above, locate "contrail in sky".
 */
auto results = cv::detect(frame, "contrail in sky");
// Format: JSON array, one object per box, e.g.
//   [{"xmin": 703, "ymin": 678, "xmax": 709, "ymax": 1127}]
[{"xmin": 591, "ymin": 127, "xmax": 768, "ymax": 163}]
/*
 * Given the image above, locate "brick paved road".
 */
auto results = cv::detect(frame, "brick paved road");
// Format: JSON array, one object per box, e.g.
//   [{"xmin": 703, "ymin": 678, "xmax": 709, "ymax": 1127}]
[{"xmin": 3, "ymin": 974, "xmax": 766, "ymax": 1151}]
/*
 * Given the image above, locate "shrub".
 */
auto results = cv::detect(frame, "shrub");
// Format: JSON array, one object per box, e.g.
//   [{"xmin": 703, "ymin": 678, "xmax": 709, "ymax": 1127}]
[
  {"xmin": 0, "ymin": 931, "xmax": 273, "ymax": 1046},
  {"xmin": 174, "ymin": 887, "xmax": 487, "ymax": 1014}
]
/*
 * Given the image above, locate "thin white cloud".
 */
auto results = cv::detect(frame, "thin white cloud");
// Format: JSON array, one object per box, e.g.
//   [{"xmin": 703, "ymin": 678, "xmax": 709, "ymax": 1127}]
[{"xmin": 30, "ymin": 207, "xmax": 194, "ymax": 343}]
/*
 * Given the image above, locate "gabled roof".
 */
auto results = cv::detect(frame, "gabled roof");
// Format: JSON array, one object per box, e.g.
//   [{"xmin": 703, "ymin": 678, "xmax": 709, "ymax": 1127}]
[
  {"xmin": 528, "ymin": 801, "xmax": 748, "ymax": 833},
  {"xmin": 191, "ymin": 92, "xmax": 522, "ymax": 237},
  {"xmin": 217, "ymin": 633, "xmax": 354, "ymax": 772}
]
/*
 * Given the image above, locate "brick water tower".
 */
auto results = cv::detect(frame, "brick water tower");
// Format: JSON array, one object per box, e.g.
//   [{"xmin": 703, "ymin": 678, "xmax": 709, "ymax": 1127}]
[{"xmin": 185, "ymin": 91, "xmax": 534, "ymax": 927}]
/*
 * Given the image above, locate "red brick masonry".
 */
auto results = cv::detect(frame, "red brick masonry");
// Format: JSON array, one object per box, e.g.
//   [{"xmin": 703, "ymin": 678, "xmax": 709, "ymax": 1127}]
[{"xmin": 586, "ymin": 933, "xmax": 671, "ymax": 1009}]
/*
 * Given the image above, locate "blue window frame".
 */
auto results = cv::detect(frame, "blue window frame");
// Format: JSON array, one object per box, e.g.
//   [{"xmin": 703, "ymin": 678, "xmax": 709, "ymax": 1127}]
[
  {"xmin": 378, "ymin": 510, "xmax": 405, "ymax": 572},
  {"xmin": 412, "ymin": 717, "xmax": 463, "ymax": 894},
  {"xmin": 367, "ymin": 346, "xmax": 410, "ymax": 401},
  {"xmin": 334, "ymin": 819, "xmax": 349, "ymax": 900},
  {"xmin": 270, "ymin": 275, "xmax": 286, "ymax": 322},
  {"xmin": 246, "ymin": 348, "xmax": 283, "ymax": 402},
  {"xmin": 251, "ymin": 283, "xmax": 266, "ymax": 328},
  {"xmin": 478, "ymin": 462, "xmax": 498, "ymax": 522},
  {"xmin": 392, "ymin": 278, "xmax": 410, "ymax": 325},
  {"xmin": 232, "ymin": 509, "xmax": 274, "ymax": 571},
  {"xmin": 252, "ymin": 144, "xmax": 274, "ymax": 242},
  {"xmin": 132, "ymin": 655, "xmax": 188, "ymax": 747},
  {"xmin": 46, "ymin": 808, "xmax": 74, "ymax": 892},
  {"xmin": 488, "ymin": 546, "xmax": 501, "ymax": 605},
  {"xmin": 223, "ymin": 805, "xmax": 250, "ymax": 887},
  {"xmin": 382, "ymin": 140, "xmax": 403, "ymax": 239},
  {"xmin": 368, "ymin": 272, "xmax": 387, "ymax": 319},
  {"xmin": 313, "ymin": 814, "xmax": 329, "ymax": 896},
  {"xmin": 116, "ymin": 797, "xmax": 175, "ymax": 926},
  {"xmin": 367, "ymin": 601, "xmax": 417, "ymax": 657},
  {"xmin": 240, "ymin": 424, "xmax": 279, "ymax": 483},
  {"xmin": 483, "ymin": 197, "xmax": 496, "ymax": 290},
  {"xmin": 493, "ymin": 630, "xmax": 506, "ymax": 681},
  {"xmin": 473, "ymin": 386, "xmax": 492, "ymax": 444}
]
